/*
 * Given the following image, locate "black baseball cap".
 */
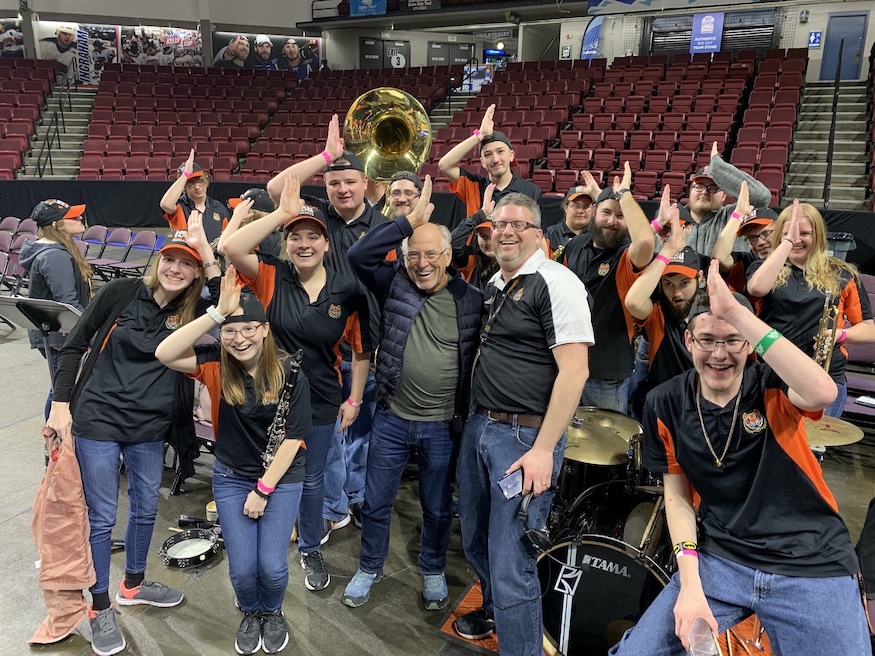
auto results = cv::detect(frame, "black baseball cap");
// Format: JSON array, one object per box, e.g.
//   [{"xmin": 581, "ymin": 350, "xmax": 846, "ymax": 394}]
[
  {"xmin": 229, "ymin": 188, "xmax": 275, "ymax": 213},
  {"xmin": 564, "ymin": 186, "xmax": 594, "ymax": 204},
  {"xmin": 389, "ymin": 171, "xmax": 422, "ymax": 191},
  {"xmin": 177, "ymin": 162, "xmax": 204, "ymax": 178},
  {"xmin": 662, "ymin": 247, "xmax": 700, "ymax": 279},
  {"xmin": 687, "ymin": 292, "xmax": 754, "ymax": 321},
  {"xmin": 479, "ymin": 131, "xmax": 512, "ymax": 153},
  {"xmin": 225, "ymin": 293, "xmax": 268, "ymax": 324},
  {"xmin": 326, "ymin": 150, "xmax": 365, "ymax": 173},
  {"xmin": 31, "ymin": 199, "xmax": 86, "ymax": 227}
]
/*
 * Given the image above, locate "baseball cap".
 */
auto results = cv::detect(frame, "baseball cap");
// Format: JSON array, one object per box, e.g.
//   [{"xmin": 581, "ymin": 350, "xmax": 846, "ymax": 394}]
[
  {"xmin": 160, "ymin": 230, "xmax": 202, "ymax": 262},
  {"xmin": 564, "ymin": 186, "xmax": 594, "ymax": 204},
  {"xmin": 229, "ymin": 188, "xmax": 275, "ymax": 213},
  {"xmin": 466, "ymin": 219, "xmax": 493, "ymax": 246},
  {"xmin": 389, "ymin": 171, "xmax": 423, "ymax": 192},
  {"xmin": 30, "ymin": 199, "xmax": 86, "ymax": 227},
  {"xmin": 687, "ymin": 291, "xmax": 754, "ymax": 322},
  {"xmin": 479, "ymin": 131, "xmax": 512, "ymax": 153},
  {"xmin": 255, "ymin": 35, "xmax": 272, "ymax": 46},
  {"xmin": 225, "ymin": 293, "xmax": 268, "ymax": 324},
  {"xmin": 283, "ymin": 205, "xmax": 328, "ymax": 235},
  {"xmin": 736, "ymin": 207, "xmax": 778, "ymax": 236},
  {"xmin": 662, "ymin": 247, "xmax": 700, "ymax": 279},
  {"xmin": 690, "ymin": 167, "xmax": 716, "ymax": 186},
  {"xmin": 326, "ymin": 150, "xmax": 365, "ymax": 173},
  {"xmin": 177, "ymin": 162, "xmax": 204, "ymax": 179}
]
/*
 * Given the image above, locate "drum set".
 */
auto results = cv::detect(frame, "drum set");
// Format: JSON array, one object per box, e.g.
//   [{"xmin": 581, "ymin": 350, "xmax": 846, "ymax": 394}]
[
  {"xmin": 538, "ymin": 407, "xmax": 864, "ymax": 656},
  {"xmin": 539, "ymin": 407, "xmax": 672, "ymax": 656}
]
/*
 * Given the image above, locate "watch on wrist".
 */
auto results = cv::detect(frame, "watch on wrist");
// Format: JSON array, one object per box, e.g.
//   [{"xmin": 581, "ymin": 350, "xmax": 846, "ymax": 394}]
[{"xmin": 614, "ymin": 188, "xmax": 632, "ymax": 200}]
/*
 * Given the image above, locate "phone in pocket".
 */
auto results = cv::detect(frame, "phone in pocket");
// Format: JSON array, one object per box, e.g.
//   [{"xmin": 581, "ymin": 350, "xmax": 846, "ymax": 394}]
[{"xmin": 498, "ymin": 468, "xmax": 524, "ymax": 500}]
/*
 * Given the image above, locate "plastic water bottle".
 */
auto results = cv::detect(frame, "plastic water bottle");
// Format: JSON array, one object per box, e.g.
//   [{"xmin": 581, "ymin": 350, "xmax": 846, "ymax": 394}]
[{"xmin": 687, "ymin": 617, "xmax": 719, "ymax": 656}]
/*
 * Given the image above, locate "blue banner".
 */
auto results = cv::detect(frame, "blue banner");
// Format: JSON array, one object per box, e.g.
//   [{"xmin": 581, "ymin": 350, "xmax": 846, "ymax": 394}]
[
  {"xmin": 351, "ymin": 0, "xmax": 387, "ymax": 17},
  {"xmin": 580, "ymin": 16, "xmax": 603, "ymax": 60},
  {"xmin": 690, "ymin": 12, "xmax": 724, "ymax": 53}
]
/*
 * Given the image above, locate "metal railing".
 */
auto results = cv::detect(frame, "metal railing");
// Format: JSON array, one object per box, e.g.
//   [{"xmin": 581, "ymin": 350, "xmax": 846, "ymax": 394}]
[
  {"xmin": 431, "ymin": 56, "xmax": 479, "ymax": 114},
  {"xmin": 31, "ymin": 77, "xmax": 74, "ymax": 178},
  {"xmin": 822, "ymin": 38, "xmax": 843, "ymax": 209}
]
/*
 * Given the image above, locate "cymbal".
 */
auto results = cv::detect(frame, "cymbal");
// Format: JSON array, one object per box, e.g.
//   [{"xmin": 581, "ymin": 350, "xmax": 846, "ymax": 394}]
[
  {"xmin": 571, "ymin": 406, "xmax": 642, "ymax": 439},
  {"xmin": 564, "ymin": 425, "xmax": 630, "ymax": 466},
  {"xmin": 804, "ymin": 416, "xmax": 864, "ymax": 447}
]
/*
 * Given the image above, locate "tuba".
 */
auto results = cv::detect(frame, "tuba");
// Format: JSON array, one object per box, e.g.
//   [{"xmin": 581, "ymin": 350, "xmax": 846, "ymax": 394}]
[{"xmin": 343, "ymin": 87, "xmax": 432, "ymax": 184}]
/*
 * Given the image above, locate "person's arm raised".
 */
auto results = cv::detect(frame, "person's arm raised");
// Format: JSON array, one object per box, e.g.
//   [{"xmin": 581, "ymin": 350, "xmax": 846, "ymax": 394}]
[
  {"xmin": 615, "ymin": 162, "xmax": 655, "ymax": 269},
  {"xmin": 160, "ymin": 148, "xmax": 195, "ymax": 214},
  {"xmin": 266, "ymin": 114, "xmax": 345, "ymax": 203},
  {"xmin": 626, "ymin": 208, "xmax": 685, "ymax": 321},
  {"xmin": 710, "ymin": 181, "xmax": 751, "ymax": 271},
  {"xmin": 746, "ymin": 199, "xmax": 800, "ymax": 298},
  {"xmin": 439, "ymin": 104, "xmax": 494, "ymax": 184}
]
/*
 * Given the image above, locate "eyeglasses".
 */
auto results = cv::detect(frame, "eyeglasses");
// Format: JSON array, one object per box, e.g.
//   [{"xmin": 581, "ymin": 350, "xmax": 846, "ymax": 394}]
[
  {"xmin": 404, "ymin": 248, "xmax": 447, "ymax": 264},
  {"xmin": 219, "ymin": 325, "xmax": 261, "ymax": 339},
  {"xmin": 491, "ymin": 220, "xmax": 538, "ymax": 232},
  {"xmin": 186, "ymin": 178, "xmax": 207, "ymax": 187},
  {"xmin": 691, "ymin": 183, "xmax": 720, "ymax": 194},
  {"xmin": 746, "ymin": 230, "xmax": 774, "ymax": 244},
  {"xmin": 690, "ymin": 336, "xmax": 749, "ymax": 353},
  {"xmin": 390, "ymin": 190, "xmax": 420, "ymax": 199},
  {"xmin": 569, "ymin": 203, "xmax": 592, "ymax": 212}
]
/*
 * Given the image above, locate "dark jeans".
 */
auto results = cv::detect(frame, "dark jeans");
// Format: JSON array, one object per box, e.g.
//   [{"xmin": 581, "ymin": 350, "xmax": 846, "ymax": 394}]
[
  {"xmin": 41, "ymin": 347, "xmax": 61, "ymax": 420},
  {"xmin": 359, "ymin": 406, "xmax": 455, "ymax": 575},
  {"xmin": 298, "ymin": 421, "xmax": 339, "ymax": 553}
]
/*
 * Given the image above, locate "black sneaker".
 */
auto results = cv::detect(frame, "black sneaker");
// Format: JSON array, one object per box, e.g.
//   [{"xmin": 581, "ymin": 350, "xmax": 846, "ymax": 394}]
[
  {"xmin": 350, "ymin": 501, "xmax": 363, "ymax": 529},
  {"xmin": 234, "ymin": 611, "xmax": 263, "ymax": 655},
  {"xmin": 300, "ymin": 550, "xmax": 330, "ymax": 591},
  {"xmin": 261, "ymin": 609, "xmax": 289, "ymax": 654},
  {"xmin": 453, "ymin": 607, "xmax": 495, "ymax": 640}
]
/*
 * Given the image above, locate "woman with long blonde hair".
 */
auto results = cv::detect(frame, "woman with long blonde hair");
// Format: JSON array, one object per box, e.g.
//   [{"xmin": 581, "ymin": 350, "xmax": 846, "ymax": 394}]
[
  {"xmin": 157, "ymin": 267, "xmax": 310, "ymax": 655},
  {"xmin": 45, "ymin": 212, "xmax": 221, "ymax": 656},
  {"xmin": 747, "ymin": 200, "xmax": 875, "ymax": 416},
  {"xmin": 20, "ymin": 199, "xmax": 92, "ymax": 418}
]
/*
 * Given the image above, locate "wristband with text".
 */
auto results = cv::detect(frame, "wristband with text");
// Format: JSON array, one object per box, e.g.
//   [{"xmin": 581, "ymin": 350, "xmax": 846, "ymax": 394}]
[
  {"xmin": 730, "ymin": 211, "xmax": 743, "ymax": 221},
  {"xmin": 754, "ymin": 329, "xmax": 782, "ymax": 356},
  {"xmin": 182, "ymin": 171, "xmax": 192, "ymax": 179},
  {"xmin": 346, "ymin": 397, "xmax": 363, "ymax": 408},
  {"xmin": 655, "ymin": 254, "xmax": 671, "ymax": 265},
  {"xmin": 672, "ymin": 541, "xmax": 698, "ymax": 555}
]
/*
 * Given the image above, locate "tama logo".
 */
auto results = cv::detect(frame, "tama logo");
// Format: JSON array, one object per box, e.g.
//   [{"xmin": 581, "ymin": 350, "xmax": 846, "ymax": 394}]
[{"xmin": 582, "ymin": 553, "xmax": 631, "ymax": 578}]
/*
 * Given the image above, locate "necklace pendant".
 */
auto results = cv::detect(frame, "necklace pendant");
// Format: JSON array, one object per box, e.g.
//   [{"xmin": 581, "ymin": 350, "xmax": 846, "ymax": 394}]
[{"xmin": 715, "ymin": 458, "xmax": 723, "ymax": 468}]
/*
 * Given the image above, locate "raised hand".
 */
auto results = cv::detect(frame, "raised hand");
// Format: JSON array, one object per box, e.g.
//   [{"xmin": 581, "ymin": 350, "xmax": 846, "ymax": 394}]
[
  {"xmin": 324, "ymin": 114, "xmax": 345, "ymax": 161},
  {"xmin": 184, "ymin": 210, "xmax": 209, "ymax": 253},
  {"xmin": 481, "ymin": 182, "xmax": 496, "ymax": 217},
  {"xmin": 182, "ymin": 148, "xmax": 195, "ymax": 177},
  {"xmin": 663, "ymin": 206, "xmax": 685, "ymax": 255},
  {"xmin": 711, "ymin": 140, "xmax": 720, "ymax": 159},
  {"xmin": 735, "ymin": 180, "xmax": 751, "ymax": 220},
  {"xmin": 654, "ymin": 184, "xmax": 672, "ymax": 229},
  {"xmin": 784, "ymin": 199, "xmax": 801, "ymax": 244},
  {"xmin": 406, "ymin": 175, "xmax": 434, "ymax": 230},
  {"xmin": 216, "ymin": 264, "xmax": 243, "ymax": 317},
  {"xmin": 231, "ymin": 197, "xmax": 255, "ymax": 224},
  {"xmin": 479, "ymin": 104, "xmax": 496, "ymax": 137},
  {"xmin": 613, "ymin": 161, "xmax": 632, "ymax": 192},
  {"xmin": 706, "ymin": 259, "xmax": 746, "ymax": 325},
  {"xmin": 279, "ymin": 173, "xmax": 303, "ymax": 220},
  {"xmin": 580, "ymin": 170, "xmax": 602, "ymax": 199}
]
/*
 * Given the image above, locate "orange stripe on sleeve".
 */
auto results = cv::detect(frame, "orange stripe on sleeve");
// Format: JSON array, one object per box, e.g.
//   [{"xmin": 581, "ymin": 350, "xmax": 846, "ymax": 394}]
[
  {"xmin": 764, "ymin": 387, "xmax": 838, "ymax": 513},
  {"xmin": 615, "ymin": 250, "xmax": 643, "ymax": 341},
  {"xmin": 643, "ymin": 304, "xmax": 667, "ymax": 367},
  {"xmin": 840, "ymin": 278, "xmax": 865, "ymax": 324},
  {"xmin": 449, "ymin": 176, "xmax": 482, "ymax": 217},
  {"xmin": 164, "ymin": 205, "xmax": 187, "ymax": 231},
  {"xmin": 237, "ymin": 260, "xmax": 277, "ymax": 310},
  {"xmin": 342, "ymin": 312, "xmax": 365, "ymax": 354},
  {"xmin": 656, "ymin": 417, "xmax": 683, "ymax": 475},
  {"xmin": 188, "ymin": 361, "xmax": 223, "ymax": 436}
]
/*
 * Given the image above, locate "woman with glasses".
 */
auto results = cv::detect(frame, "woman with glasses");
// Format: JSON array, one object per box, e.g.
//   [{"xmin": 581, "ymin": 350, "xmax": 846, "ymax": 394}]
[
  {"xmin": 747, "ymin": 200, "xmax": 875, "ymax": 417},
  {"xmin": 20, "ymin": 199, "xmax": 92, "ymax": 420},
  {"xmin": 157, "ymin": 270, "xmax": 309, "ymax": 655},
  {"xmin": 450, "ymin": 183, "xmax": 499, "ymax": 290},
  {"xmin": 45, "ymin": 215, "xmax": 221, "ymax": 656},
  {"xmin": 221, "ymin": 174, "xmax": 372, "ymax": 595}
]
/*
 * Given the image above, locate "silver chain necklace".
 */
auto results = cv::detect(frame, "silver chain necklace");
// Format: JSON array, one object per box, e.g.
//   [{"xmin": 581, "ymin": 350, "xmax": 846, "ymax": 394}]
[{"xmin": 695, "ymin": 377, "xmax": 743, "ymax": 469}]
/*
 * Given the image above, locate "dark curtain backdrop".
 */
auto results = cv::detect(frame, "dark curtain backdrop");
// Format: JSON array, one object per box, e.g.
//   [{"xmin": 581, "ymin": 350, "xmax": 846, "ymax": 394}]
[{"xmin": 3, "ymin": 181, "xmax": 874, "ymax": 274}]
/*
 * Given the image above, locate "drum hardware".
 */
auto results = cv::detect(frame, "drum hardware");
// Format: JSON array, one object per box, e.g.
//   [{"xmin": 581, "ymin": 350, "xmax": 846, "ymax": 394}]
[
  {"xmin": 804, "ymin": 416, "xmax": 864, "ymax": 447},
  {"xmin": 178, "ymin": 514, "xmax": 217, "ymax": 530}
]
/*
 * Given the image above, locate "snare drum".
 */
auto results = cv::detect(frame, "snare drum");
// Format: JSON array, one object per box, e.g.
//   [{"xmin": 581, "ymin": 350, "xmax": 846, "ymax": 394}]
[{"xmin": 541, "ymin": 481, "xmax": 674, "ymax": 655}]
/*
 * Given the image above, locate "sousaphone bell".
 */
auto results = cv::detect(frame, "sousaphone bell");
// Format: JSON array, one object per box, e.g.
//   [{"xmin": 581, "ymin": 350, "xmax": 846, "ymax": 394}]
[{"xmin": 343, "ymin": 87, "xmax": 432, "ymax": 182}]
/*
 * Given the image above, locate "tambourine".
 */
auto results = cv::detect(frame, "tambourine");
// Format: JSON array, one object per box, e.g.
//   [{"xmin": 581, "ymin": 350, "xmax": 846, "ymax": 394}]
[{"xmin": 159, "ymin": 528, "xmax": 222, "ymax": 568}]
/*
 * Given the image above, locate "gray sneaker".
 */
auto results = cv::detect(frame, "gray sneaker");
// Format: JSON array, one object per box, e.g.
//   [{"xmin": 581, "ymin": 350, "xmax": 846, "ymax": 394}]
[
  {"xmin": 89, "ymin": 607, "xmax": 126, "ymax": 656},
  {"xmin": 342, "ymin": 568, "xmax": 383, "ymax": 607},
  {"xmin": 261, "ymin": 609, "xmax": 289, "ymax": 654},
  {"xmin": 116, "ymin": 579, "xmax": 184, "ymax": 607},
  {"xmin": 301, "ymin": 550, "xmax": 330, "ymax": 591},
  {"xmin": 422, "ymin": 572, "xmax": 449, "ymax": 610}
]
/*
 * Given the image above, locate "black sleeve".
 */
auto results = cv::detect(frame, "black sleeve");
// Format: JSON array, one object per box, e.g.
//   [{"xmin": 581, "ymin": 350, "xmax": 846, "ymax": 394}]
[
  {"xmin": 450, "ymin": 209, "xmax": 487, "ymax": 268},
  {"xmin": 285, "ymin": 367, "xmax": 312, "ymax": 440},
  {"xmin": 351, "ymin": 286, "xmax": 374, "ymax": 353},
  {"xmin": 745, "ymin": 257, "xmax": 764, "ymax": 282},
  {"xmin": 347, "ymin": 218, "xmax": 412, "ymax": 304},
  {"xmin": 193, "ymin": 342, "xmax": 221, "ymax": 364}
]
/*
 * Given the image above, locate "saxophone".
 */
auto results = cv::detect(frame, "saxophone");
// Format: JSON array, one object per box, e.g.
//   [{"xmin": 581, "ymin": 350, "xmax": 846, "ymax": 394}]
[
  {"xmin": 260, "ymin": 350, "xmax": 304, "ymax": 470},
  {"xmin": 551, "ymin": 243, "xmax": 567, "ymax": 262},
  {"xmin": 813, "ymin": 291, "xmax": 840, "ymax": 371}
]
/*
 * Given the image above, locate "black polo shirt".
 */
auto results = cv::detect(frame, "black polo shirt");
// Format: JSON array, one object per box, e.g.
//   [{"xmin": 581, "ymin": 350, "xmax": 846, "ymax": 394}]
[
  {"xmin": 472, "ymin": 249, "xmax": 594, "ymax": 415},
  {"xmin": 561, "ymin": 233, "xmax": 640, "ymax": 380},
  {"xmin": 638, "ymin": 298, "xmax": 692, "ymax": 389},
  {"xmin": 303, "ymin": 195, "xmax": 387, "ymax": 359},
  {"xmin": 747, "ymin": 261, "xmax": 872, "ymax": 384},
  {"xmin": 164, "ymin": 193, "xmax": 231, "ymax": 247},
  {"xmin": 450, "ymin": 168, "xmax": 543, "ymax": 218},
  {"xmin": 191, "ymin": 343, "xmax": 310, "ymax": 484},
  {"xmin": 71, "ymin": 284, "xmax": 192, "ymax": 443},
  {"xmin": 543, "ymin": 221, "xmax": 578, "ymax": 255},
  {"xmin": 644, "ymin": 363, "xmax": 858, "ymax": 577},
  {"xmin": 242, "ymin": 252, "xmax": 373, "ymax": 425}
]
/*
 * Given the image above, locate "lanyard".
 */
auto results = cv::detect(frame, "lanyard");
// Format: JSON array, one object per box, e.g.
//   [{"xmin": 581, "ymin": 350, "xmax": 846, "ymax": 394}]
[{"xmin": 479, "ymin": 277, "xmax": 521, "ymax": 345}]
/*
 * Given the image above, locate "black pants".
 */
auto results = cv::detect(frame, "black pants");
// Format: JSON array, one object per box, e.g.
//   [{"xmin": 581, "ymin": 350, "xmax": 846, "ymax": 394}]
[{"xmin": 857, "ymin": 496, "xmax": 875, "ymax": 599}]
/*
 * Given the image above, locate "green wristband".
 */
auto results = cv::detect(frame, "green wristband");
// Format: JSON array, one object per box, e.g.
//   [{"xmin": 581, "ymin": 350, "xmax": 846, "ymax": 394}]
[{"xmin": 754, "ymin": 329, "xmax": 781, "ymax": 356}]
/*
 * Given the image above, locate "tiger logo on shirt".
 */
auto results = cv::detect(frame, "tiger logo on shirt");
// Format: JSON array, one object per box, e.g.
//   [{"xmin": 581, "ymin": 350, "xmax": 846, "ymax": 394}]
[
  {"xmin": 328, "ymin": 304, "xmax": 342, "ymax": 319},
  {"xmin": 742, "ymin": 409, "xmax": 766, "ymax": 434}
]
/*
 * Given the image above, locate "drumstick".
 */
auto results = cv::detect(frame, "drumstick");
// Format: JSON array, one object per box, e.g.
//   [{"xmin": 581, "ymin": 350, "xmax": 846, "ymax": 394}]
[{"xmin": 729, "ymin": 629, "xmax": 750, "ymax": 654}]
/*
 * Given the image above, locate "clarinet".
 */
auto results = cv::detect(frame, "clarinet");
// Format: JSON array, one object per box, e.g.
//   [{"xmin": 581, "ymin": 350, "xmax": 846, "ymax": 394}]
[{"xmin": 261, "ymin": 349, "xmax": 304, "ymax": 470}]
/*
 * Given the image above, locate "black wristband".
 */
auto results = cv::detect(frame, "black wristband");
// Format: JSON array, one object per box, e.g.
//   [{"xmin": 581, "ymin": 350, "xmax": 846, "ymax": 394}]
[{"xmin": 252, "ymin": 486, "xmax": 270, "ymax": 500}]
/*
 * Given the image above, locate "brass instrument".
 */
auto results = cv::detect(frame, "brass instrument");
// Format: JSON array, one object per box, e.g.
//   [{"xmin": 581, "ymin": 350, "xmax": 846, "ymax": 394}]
[
  {"xmin": 813, "ymin": 291, "xmax": 840, "ymax": 371},
  {"xmin": 551, "ymin": 244, "xmax": 567, "ymax": 262},
  {"xmin": 343, "ymin": 87, "xmax": 432, "ymax": 183}
]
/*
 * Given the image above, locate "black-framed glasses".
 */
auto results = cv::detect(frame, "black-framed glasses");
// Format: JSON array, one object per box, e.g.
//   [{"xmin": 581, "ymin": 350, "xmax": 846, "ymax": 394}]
[
  {"xmin": 690, "ymin": 336, "xmax": 749, "ymax": 353},
  {"xmin": 389, "ymin": 190, "xmax": 420, "ymax": 199},
  {"xmin": 404, "ymin": 248, "xmax": 447, "ymax": 264},
  {"xmin": 492, "ymin": 220, "xmax": 538, "ymax": 232},
  {"xmin": 691, "ymin": 183, "xmax": 720, "ymax": 194},
  {"xmin": 219, "ymin": 325, "xmax": 260, "ymax": 339},
  {"xmin": 569, "ymin": 202, "xmax": 592, "ymax": 212},
  {"xmin": 746, "ymin": 230, "xmax": 774, "ymax": 244}
]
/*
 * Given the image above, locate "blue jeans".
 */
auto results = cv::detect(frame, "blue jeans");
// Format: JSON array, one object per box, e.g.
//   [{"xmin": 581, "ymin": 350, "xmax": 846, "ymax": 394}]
[
  {"xmin": 825, "ymin": 380, "xmax": 847, "ymax": 418},
  {"xmin": 610, "ymin": 550, "xmax": 871, "ymax": 656},
  {"xmin": 323, "ymin": 360, "xmax": 376, "ymax": 521},
  {"xmin": 582, "ymin": 376, "xmax": 631, "ymax": 415},
  {"xmin": 76, "ymin": 436, "xmax": 165, "ymax": 595},
  {"xmin": 213, "ymin": 460, "xmax": 302, "ymax": 613},
  {"xmin": 42, "ymin": 347, "xmax": 61, "ymax": 420},
  {"xmin": 457, "ymin": 410, "xmax": 565, "ymax": 656},
  {"xmin": 298, "ymin": 422, "xmax": 339, "ymax": 553},
  {"xmin": 359, "ymin": 405, "xmax": 455, "ymax": 575}
]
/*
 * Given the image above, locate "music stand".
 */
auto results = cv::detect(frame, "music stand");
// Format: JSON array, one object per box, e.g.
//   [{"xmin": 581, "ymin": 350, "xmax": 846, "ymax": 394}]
[{"xmin": 0, "ymin": 295, "xmax": 81, "ymax": 381}]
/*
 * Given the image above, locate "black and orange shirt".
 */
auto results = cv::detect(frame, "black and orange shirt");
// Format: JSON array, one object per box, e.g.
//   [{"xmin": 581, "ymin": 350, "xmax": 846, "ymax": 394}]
[
  {"xmin": 450, "ymin": 168, "xmax": 542, "ymax": 218},
  {"xmin": 638, "ymin": 298, "xmax": 692, "ymax": 388},
  {"xmin": 472, "ymin": 249, "xmax": 594, "ymax": 415},
  {"xmin": 543, "ymin": 221, "xmax": 577, "ymax": 257},
  {"xmin": 189, "ymin": 343, "xmax": 310, "ymax": 484},
  {"xmin": 643, "ymin": 363, "xmax": 858, "ymax": 577},
  {"xmin": 241, "ymin": 252, "xmax": 373, "ymax": 425},
  {"xmin": 561, "ymin": 234, "xmax": 641, "ymax": 380},
  {"xmin": 747, "ymin": 261, "xmax": 872, "ymax": 384},
  {"xmin": 724, "ymin": 250, "xmax": 758, "ymax": 294},
  {"xmin": 163, "ymin": 194, "xmax": 231, "ymax": 246}
]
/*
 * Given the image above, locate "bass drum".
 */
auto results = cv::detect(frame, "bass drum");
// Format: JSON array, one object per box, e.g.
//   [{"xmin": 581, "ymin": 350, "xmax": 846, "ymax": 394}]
[{"xmin": 540, "ymin": 481, "xmax": 674, "ymax": 655}]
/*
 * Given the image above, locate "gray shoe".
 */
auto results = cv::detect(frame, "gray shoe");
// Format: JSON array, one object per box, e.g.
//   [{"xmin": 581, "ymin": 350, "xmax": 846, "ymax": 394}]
[
  {"xmin": 116, "ymin": 580, "xmax": 183, "ymax": 607},
  {"xmin": 89, "ymin": 607, "xmax": 126, "ymax": 656},
  {"xmin": 342, "ymin": 568, "xmax": 383, "ymax": 607},
  {"xmin": 301, "ymin": 550, "xmax": 330, "ymax": 591},
  {"xmin": 422, "ymin": 572, "xmax": 449, "ymax": 610},
  {"xmin": 261, "ymin": 609, "xmax": 289, "ymax": 654},
  {"xmin": 234, "ymin": 611, "xmax": 263, "ymax": 655}
]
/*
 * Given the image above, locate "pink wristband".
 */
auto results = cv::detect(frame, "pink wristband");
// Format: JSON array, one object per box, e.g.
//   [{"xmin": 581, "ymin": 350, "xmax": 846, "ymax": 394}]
[
  {"xmin": 321, "ymin": 150, "xmax": 333, "ymax": 164},
  {"xmin": 257, "ymin": 478, "xmax": 275, "ymax": 495},
  {"xmin": 347, "ymin": 397, "xmax": 363, "ymax": 408},
  {"xmin": 650, "ymin": 218, "xmax": 662, "ymax": 232},
  {"xmin": 730, "ymin": 211, "xmax": 743, "ymax": 221},
  {"xmin": 473, "ymin": 128, "xmax": 484, "ymax": 142},
  {"xmin": 838, "ymin": 329, "xmax": 848, "ymax": 344},
  {"xmin": 655, "ymin": 254, "xmax": 671, "ymax": 265},
  {"xmin": 182, "ymin": 170, "xmax": 191, "ymax": 179},
  {"xmin": 677, "ymin": 549, "xmax": 699, "ymax": 559}
]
